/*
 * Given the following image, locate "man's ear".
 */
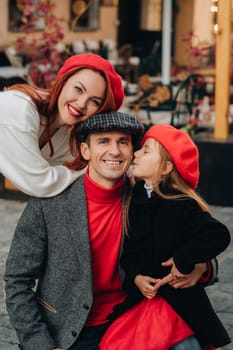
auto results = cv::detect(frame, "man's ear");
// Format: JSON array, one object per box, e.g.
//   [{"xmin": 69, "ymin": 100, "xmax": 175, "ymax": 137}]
[
  {"xmin": 161, "ymin": 160, "xmax": 173, "ymax": 175},
  {"xmin": 80, "ymin": 142, "xmax": 91, "ymax": 161}
]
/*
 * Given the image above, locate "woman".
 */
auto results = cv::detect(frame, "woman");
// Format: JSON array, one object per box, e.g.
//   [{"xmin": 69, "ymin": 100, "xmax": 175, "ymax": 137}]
[{"xmin": 0, "ymin": 53, "xmax": 124, "ymax": 197}]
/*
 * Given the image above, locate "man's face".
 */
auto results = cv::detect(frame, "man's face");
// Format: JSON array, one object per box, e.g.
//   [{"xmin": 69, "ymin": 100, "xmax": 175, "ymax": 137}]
[{"xmin": 81, "ymin": 131, "xmax": 133, "ymax": 188}]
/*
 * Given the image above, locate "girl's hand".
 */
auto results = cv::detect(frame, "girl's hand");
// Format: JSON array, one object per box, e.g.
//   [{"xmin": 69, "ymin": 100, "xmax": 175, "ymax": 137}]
[
  {"xmin": 161, "ymin": 257, "xmax": 208, "ymax": 288},
  {"xmin": 134, "ymin": 274, "xmax": 161, "ymax": 299},
  {"xmin": 170, "ymin": 262, "xmax": 185, "ymax": 279}
]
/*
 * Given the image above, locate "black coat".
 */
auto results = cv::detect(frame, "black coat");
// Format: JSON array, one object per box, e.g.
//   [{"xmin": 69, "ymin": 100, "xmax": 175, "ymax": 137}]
[{"xmin": 114, "ymin": 181, "xmax": 231, "ymax": 348}]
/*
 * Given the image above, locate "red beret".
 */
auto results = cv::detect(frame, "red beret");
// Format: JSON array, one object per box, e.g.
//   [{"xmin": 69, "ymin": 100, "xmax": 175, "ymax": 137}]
[
  {"xmin": 58, "ymin": 53, "xmax": 124, "ymax": 110},
  {"xmin": 141, "ymin": 124, "xmax": 199, "ymax": 189}
]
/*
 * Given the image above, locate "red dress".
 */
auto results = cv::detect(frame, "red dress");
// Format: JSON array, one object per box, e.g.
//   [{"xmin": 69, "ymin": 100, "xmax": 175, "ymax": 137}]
[{"xmin": 100, "ymin": 296, "xmax": 194, "ymax": 350}]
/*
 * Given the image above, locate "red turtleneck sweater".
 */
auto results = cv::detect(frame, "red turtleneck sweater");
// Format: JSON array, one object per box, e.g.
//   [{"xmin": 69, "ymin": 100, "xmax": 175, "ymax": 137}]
[{"xmin": 84, "ymin": 172, "xmax": 126, "ymax": 326}]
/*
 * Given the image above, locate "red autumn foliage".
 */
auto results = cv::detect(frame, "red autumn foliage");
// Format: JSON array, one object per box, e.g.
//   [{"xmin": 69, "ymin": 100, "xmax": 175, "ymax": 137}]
[{"xmin": 14, "ymin": 0, "xmax": 65, "ymax": 88}]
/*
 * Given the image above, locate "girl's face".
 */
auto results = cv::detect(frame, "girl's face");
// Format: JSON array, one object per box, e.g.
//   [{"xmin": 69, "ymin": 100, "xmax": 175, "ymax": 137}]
[
  {"xmin": 132, "ymin": 138, "xmax": 162, "ymax": 186},
  {"xmin": 57, "ymin": 68, "xmax": 106, "ymax": 127}
]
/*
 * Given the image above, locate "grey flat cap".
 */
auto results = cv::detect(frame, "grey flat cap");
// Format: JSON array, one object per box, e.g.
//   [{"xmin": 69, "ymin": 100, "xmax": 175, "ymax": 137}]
[{"xmin": 76, "ymin": 111, "xmax": 144, "ymax": 146}]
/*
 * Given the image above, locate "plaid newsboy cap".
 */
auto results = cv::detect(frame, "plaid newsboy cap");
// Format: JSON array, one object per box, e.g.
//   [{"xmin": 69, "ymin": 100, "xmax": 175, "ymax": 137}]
[{"xmin": 76, "ymin": 111, "xmax": 144, "ymax": 146}]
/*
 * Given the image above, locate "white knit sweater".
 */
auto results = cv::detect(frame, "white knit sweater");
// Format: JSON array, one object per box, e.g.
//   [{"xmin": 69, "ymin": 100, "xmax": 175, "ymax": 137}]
[{"xmin": 0, "ymin": 90, "xmax": 84, "ymax": 197}]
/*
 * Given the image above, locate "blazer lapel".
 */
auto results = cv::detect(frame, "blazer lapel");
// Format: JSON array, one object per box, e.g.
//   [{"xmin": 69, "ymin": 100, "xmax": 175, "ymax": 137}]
[{"xmin": 66, "ymin": 176, "xmax": 92, "ymax": 270}]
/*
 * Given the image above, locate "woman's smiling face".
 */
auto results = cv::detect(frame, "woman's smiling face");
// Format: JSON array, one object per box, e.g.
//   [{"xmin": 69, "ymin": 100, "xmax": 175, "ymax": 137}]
[{"xmin": 57, "ymin": 68, "xmax": 106, "ymax": 126}]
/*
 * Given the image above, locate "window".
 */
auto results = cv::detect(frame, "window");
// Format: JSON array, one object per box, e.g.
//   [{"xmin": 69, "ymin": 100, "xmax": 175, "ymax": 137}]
[
  {"xmin": 8, "ymin": 0, "xmax": 45, "ymax": 32},
  {"xmin": 140, "ymin": 0, "xmax": 162, "ymax": 31},
  {"xmin": 70, "ymin": 0, "xmax": 100, "ymax": 31}
]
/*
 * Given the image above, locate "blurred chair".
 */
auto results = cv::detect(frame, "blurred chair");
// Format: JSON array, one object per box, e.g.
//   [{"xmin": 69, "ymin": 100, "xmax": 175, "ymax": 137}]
[
  {"xmin": 0, "ymin": 46, "xmax": 29, "ymax": 81},
  {"xmin": 113, "ymin": 43, "xmax": 140, "ymax": 85},
  {"xmin": 84, "ymin": 39, "xmax": 100, "ymax": 53},
  {"xmin": 102, "ymin": 39, "xmax": 117, "ymax": 61},
  {"xmin": 72, "ymin": 40, "xmax": 86, "ymax": 54},
  {"xmin": 0, "ymin": 76, "xmax": 27, "ymax": 90},
  {"xmin": 115, "ymin": 44, "xmax": 133, "ymax": 84}
]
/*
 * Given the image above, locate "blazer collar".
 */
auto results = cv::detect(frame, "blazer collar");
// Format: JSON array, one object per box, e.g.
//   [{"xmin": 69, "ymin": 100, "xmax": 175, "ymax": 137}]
[{"xmin": 67, "ymin": 176, "xmax": 92, "ymax": 267}]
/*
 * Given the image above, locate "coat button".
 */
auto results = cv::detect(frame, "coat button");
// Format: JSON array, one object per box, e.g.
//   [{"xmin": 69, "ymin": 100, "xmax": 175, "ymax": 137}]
[
  {"xmin": 72, "ymin": 330, "xmax": 77, "ymax": 337},
  {"xmin": 83, "ymin": 303, "xmax": 89, "ymax": 310}
]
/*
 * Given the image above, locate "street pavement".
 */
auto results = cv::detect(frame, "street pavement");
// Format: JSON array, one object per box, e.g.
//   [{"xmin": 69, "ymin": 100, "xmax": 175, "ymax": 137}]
[{"xmin": 0, "ymin": 197, "xmax": 232, "ymax": 349}]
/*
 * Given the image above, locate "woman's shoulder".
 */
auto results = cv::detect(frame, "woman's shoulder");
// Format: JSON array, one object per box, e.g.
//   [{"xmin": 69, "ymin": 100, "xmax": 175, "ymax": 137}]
[
  {"xmin": 0, "ymin": 89, "xmax": 32, "ymax": 103},
  {"xmin": 0, "ymin": 89, "xmax": 39, "ymax": 129}
]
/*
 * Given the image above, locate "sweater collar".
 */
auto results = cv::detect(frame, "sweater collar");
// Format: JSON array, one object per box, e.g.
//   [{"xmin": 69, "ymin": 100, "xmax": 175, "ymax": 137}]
[{"xmin": 84, "ymin": 170, "xmax": 124, "ymax": 203}]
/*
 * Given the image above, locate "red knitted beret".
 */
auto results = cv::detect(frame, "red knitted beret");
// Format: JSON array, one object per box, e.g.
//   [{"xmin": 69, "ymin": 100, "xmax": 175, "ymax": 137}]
[
  {"xmin": 141, "ymin": 124, "xmax": 199, "ymax": 189},
  {"xmin": 58, "ymin": 53, "xmax": 124, "ymax": 110}
]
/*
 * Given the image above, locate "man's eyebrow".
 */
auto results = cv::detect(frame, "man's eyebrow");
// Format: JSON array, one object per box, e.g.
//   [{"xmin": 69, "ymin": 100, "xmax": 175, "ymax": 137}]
[
  {"xmin": 96, "ymin": 136, "xmax": 109, "ymax": 141},
  {"xmin": 94, "ymin": 136, "xmax": 111, "ymax": 143},
  {"xmin": 119, "ymin": 135, "xmax": 131, "ymax": 140},
  {"xmin": 95, "ymin": 134, "xmax": 131, "ymax": 141}
]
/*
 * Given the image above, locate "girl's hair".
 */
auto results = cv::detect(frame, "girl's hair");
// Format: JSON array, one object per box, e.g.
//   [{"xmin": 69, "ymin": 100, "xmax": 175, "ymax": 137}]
[
  {"xmin": 7, "ymin": 66, "xmax": 114, "ymax": 157},
  {"xmin": 151, "ymin": 142, "xmax": 209, "ymax": 212}
]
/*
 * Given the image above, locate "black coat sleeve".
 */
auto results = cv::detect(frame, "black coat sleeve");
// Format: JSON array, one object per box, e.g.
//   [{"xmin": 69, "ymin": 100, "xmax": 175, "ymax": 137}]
[{"xmin": 173, "ymin": 200, "xmax": 231, "ymax": 274}]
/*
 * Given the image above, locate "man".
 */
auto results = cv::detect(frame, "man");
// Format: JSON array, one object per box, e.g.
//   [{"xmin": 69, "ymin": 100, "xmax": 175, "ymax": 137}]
[{"xmin": 4, "ymin": 112, "xmax": 217, "ymax": 350}]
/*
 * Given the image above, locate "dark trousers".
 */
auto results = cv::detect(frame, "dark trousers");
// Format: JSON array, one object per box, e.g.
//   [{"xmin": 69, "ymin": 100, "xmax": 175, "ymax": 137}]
[{"xmin": 68, "ymin": 324, "xmax": 109, "ymax": 350}]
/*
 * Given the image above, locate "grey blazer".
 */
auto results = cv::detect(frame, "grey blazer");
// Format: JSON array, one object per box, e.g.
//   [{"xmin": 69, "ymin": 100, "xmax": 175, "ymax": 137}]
[{"xmin": 4, "ymin": 176, "xmax": 127, "ymax": 350}]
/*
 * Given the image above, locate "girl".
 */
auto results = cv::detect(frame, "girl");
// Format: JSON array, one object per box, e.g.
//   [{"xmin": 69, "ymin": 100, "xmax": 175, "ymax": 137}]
[
  {"xmin": 0, "ymin": 53, "xmax": 124, "ymax": 197},
  {"xmin": 100, "ymin": 124, "xmax": 231, "ymax": 350}
]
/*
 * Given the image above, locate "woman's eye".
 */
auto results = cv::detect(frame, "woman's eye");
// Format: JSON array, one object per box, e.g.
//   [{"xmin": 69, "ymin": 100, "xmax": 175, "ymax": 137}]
[
  {"xmin": 90, "ymin": 98, "xmax": 101, "ymax": 107},
  {"xmin": 75, "ymin": 86, "xmax": 82, "ymax": 93}
]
